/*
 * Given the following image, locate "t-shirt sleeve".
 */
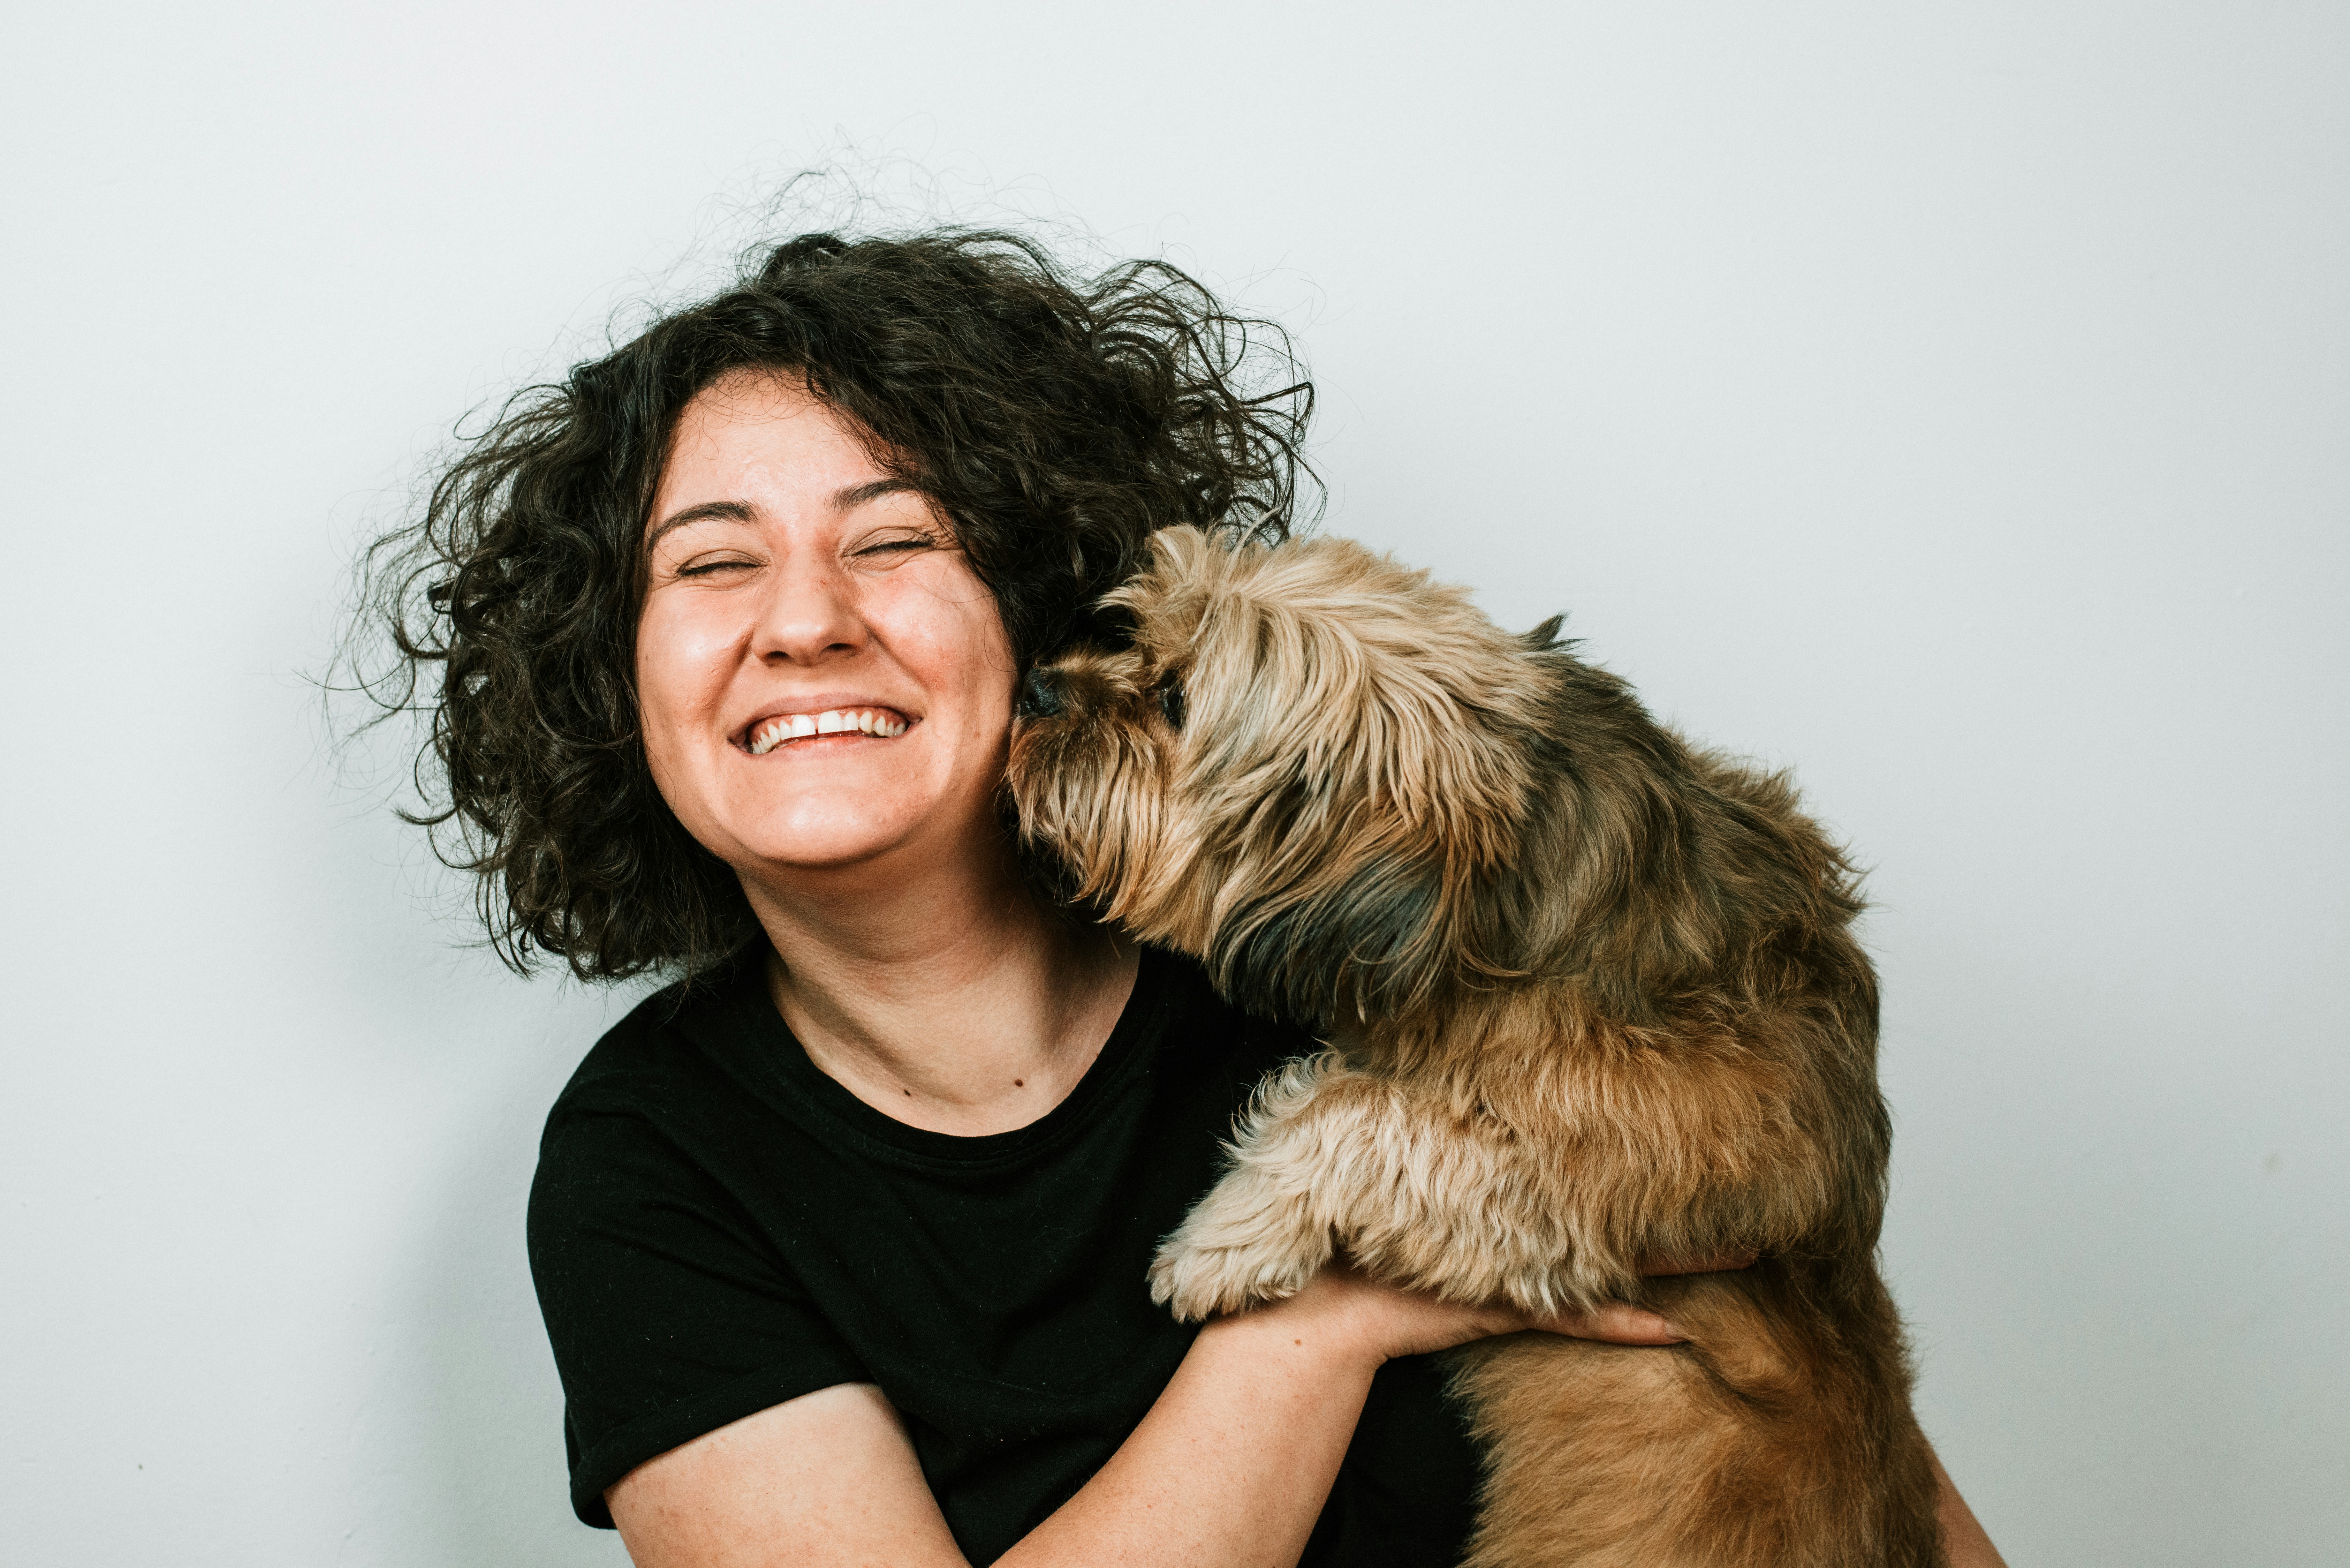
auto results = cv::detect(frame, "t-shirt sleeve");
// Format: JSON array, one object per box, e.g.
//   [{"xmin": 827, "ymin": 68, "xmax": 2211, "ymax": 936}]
[{"xmin": 528, "ymin": 1096, "xmax": 871, "ymax": 1528}]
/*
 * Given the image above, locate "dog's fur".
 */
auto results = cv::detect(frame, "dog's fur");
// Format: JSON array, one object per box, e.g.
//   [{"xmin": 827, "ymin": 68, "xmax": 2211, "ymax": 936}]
[{"xmin": 1006, "ymin": 527, "xmax": 1944, "ymax": 1567}]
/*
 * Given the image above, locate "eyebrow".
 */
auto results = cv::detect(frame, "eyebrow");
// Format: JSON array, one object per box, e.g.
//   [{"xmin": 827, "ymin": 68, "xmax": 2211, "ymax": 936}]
[
  {"xmin": 643, "ymin": 499, "xmax": 753, "ymax": 555},
  {"xmin": 834, "ymin": 477, "xmax": 923, "ymax": 511},
  {"xmin": 643, "ymin": 480, "xmax": 926, "ymax": 553}
]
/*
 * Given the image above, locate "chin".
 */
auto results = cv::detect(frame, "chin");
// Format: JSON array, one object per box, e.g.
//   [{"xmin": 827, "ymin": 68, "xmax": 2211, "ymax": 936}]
[{"xmin": 726, "ymin": 795, "xmax": 944, "ymax": 877}]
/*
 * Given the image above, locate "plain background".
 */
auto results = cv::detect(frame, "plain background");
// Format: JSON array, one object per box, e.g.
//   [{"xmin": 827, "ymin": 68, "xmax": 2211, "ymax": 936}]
[{"xmin": 4, "ymin": 3, "xmax": 2343, "ymax": 1564}]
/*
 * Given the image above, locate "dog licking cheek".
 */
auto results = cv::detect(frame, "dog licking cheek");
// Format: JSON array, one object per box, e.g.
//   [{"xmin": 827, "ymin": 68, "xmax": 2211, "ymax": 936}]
[{"xmin": 1006, "ymin": 664, "xmax": 1180, "ymax": 924}]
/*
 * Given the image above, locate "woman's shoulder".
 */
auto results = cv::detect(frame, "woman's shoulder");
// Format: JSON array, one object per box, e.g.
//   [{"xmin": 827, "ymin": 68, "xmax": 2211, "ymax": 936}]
[
  {"xmin": 529, "ymin": 950, "xmax": 803, "ymax": 1227},
  {"xmin": 546, "ymin": 948, "xmax": 768, "ymax": 1113}
]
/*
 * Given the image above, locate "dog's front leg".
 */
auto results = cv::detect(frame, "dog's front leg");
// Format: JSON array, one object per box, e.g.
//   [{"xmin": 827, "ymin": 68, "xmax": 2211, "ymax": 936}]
[
  {"xmin": 1149, "ymin": 1052, "xmax": 1357, "ymax": 1320},
  {"xmin": 1153, "ymin": 1048, "xmax": 1614, "ymax": 1323},
  {"xmin": 1151, "ymin": 1050, "xmax": 1558, "ymax": 1321}
]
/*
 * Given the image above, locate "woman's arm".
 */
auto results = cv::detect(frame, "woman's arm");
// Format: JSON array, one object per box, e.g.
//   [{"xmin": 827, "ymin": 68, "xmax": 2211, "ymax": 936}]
[
  {"xmin": 606, "ymin": 1268, "xmax": 1675, "ymax": 1568},
  {"xmin": 605, "ymin": 1382, "xmax": 964, "ymax": 1566},
  {"xmin": 608, "ymin": 1269, "xmax": 2009, "ymax": 1568}
]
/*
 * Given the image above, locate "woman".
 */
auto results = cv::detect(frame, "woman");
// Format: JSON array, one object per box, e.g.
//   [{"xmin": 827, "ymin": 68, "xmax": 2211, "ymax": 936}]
[{"xmin": 376, "ymin": 230, "xmax": 2003, "ymax": 1566}]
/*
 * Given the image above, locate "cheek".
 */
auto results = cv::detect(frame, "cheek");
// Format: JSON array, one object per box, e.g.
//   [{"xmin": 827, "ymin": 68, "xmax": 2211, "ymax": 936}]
[
  {"xmin": 876, "ymin": 572, "xmax": 1018, "ymax": 734},
  {"xmin": 632, "ymin": 599, "xmax": 738, "ymax": 764}
]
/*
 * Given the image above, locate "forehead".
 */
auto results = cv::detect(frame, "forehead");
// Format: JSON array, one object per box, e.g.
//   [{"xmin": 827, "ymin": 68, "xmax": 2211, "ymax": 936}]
[{"xmin": 656, "ymin": 373, "xmax": 878, "ymax": 502}]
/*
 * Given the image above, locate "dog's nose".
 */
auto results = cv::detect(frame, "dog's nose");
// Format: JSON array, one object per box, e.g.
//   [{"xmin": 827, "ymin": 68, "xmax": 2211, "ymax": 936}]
[{"xmin": 1015, "ymin": 667, "xmax": 1067, "ymax": 721}]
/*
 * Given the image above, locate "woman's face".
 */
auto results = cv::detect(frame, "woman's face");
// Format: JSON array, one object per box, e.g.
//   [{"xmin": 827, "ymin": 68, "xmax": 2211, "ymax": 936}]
[{"xmin": 635, "ymin": 371, "xmax": 1018, "ymax": 884}]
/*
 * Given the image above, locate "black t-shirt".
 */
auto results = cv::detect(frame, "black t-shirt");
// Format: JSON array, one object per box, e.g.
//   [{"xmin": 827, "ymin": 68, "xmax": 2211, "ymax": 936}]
[{"xmin": 527, "ymin": 944, "xmax": 1482, "ymax": 1565}]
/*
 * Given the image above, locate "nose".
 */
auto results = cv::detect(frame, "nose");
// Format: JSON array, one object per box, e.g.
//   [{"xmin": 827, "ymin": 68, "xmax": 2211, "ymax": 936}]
[
  {"xmin": 752, "ymin": 554, "xmax": 864, "ymax": 665},
  {"xmin": 1015, "ymin": 667, "xmax": 1067, "ymax": 721}
]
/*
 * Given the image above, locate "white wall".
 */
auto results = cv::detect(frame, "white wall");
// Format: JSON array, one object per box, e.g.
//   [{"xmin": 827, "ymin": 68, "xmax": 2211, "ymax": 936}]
[{"xmin": 4, "ymin": 4, "xmax": 2342, "ymax": 1563}]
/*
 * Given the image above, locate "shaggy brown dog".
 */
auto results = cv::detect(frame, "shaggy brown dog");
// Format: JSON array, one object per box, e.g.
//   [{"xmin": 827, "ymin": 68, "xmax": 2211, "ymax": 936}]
[{"xmin": 1005, "ymin": 526, "xmax": 1945, "ymax": 1567}]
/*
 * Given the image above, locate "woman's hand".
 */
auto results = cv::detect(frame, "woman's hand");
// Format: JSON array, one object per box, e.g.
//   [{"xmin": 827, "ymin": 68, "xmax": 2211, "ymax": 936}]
[{"xmin": 1236, "ymin": 1250, "xmax": 1760, "ymax": 1370}]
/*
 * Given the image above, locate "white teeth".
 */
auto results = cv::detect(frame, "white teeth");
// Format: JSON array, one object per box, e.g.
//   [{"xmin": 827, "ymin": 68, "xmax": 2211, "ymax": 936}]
[{"xmin": 747, "ymin": 708, "xmax": 909, "ymax": 752}]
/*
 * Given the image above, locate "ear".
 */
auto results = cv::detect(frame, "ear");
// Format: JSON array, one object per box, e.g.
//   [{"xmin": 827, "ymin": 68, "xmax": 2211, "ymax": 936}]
[
  {"xmin": 1201, "ymin": 537, "xmax": 1559, "ymax": 1021},
  {"xmin": 1207, "ymin": 835, "xmax": 1456, "ymax": 1024},
  {"xmin": 1273, "ymin": 535, "xmax": 1548, "ymax": 870}
]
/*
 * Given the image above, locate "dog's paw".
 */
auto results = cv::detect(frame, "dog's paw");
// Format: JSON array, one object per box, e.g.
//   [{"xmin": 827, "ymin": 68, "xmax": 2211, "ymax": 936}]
[{"xmin": 1148, "ymin": 1238, "xmax": 1319, "ymax": 1322}]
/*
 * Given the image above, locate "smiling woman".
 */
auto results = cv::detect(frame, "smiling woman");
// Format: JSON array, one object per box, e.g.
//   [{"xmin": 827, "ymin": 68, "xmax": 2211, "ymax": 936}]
[
  {"xmin": 633, "ymin": 374, "xmax": 1016, "ymax": 888},
  {"xmin": 355, "ymin": 230, "xmax": 1995, "ymax": 1568},
  {"xmin": 365, "ymin": 232, "xmax": 1310, "ymax": 982}
]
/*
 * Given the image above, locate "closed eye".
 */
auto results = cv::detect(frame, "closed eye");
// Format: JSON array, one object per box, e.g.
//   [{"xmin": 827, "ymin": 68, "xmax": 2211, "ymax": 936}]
[
  {"xmin": 677, "ymin": 555, "xmax": 758, "ymax": 578},
  {"xmin": 850, "ymin": 522, "xmax": 949, "ymax": 562}
]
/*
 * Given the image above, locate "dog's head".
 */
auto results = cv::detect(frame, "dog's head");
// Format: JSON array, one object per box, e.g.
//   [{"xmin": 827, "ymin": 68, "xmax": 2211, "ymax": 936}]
[{"xmin": 1006, "ymin": 526, "xmax": 1554, "ymax": 1023}]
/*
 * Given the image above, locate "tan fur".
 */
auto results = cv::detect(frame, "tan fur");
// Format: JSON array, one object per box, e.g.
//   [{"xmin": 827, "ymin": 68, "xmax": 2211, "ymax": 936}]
[{"xmin": 1007, "ymin": 527, "xmax": 1945, "ymax": 1566}]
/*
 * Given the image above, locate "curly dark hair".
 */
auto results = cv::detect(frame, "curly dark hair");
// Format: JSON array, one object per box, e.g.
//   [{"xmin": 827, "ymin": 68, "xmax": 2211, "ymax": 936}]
[{"xmin": 360, "ymin": 228, "xmax": 1314, "ymax": 981}]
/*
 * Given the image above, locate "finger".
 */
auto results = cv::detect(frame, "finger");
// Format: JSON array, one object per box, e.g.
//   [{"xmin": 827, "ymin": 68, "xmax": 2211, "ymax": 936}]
[
  {"xmin": 1544, "ymin": 1302, "xmax": 1686, "ymax": 1346},
  {"xmin": 1638, "ymin": 1249, "xmax": 1759, "ymax": 1277}
]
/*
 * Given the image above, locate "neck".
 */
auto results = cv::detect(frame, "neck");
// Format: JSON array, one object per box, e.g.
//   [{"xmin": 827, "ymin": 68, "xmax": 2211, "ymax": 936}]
[{"xmin": 737, "ymin": 825, "xmax": 1138, "ymax": 1137}]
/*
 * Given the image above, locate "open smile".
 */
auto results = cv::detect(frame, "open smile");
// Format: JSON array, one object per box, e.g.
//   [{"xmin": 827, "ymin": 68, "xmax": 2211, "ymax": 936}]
[{"xmin": 741, "ymin": 706, "xmax": 912, "ymax": 755}]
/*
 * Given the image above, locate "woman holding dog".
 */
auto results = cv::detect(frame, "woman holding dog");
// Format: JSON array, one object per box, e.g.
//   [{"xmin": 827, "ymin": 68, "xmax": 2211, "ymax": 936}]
[{"xmin": 376, "ymin": 230, "xmax": 2003, "ymax": 1565}]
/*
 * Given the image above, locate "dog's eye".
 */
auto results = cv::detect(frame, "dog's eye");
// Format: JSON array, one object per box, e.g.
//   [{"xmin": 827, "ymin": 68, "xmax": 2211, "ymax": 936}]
[{"xmin": 1156, "ymin": 671, "xmax": 1186, "ymax": 732}]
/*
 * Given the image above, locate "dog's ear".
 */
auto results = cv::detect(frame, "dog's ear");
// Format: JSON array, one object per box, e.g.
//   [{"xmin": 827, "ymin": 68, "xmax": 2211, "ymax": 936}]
[
  {"xmin": 1163, "ymin": 534, "xmax": 1555, "ymax": 1022},
  {"xmin": 1207, "ymin": 830, "xmax": 1455, "ymax": 1024}
]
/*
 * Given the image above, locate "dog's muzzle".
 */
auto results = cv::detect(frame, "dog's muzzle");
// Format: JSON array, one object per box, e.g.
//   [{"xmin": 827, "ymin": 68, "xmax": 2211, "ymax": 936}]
[{"xmin": 1015, "ymin": 667, "xmax": 1068, "ymax": 721}]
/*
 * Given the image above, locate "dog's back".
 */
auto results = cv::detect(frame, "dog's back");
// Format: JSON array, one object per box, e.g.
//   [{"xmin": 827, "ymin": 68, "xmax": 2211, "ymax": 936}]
[{"xmin": 1428, "ymin": 638, "xmax": 1944, "ymax": 1566}]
